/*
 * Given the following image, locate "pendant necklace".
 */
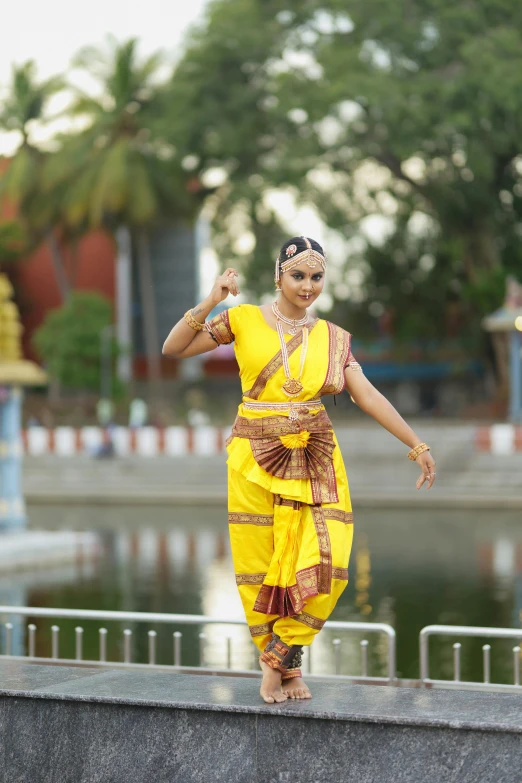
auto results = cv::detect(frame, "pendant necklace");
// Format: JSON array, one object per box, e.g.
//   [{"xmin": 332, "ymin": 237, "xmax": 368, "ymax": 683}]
[
  {"xmin": 272, "ymin": 304, "xmax": 309, "ymax": 398},
  {"xmin": 271, "ymin": 302, "xmax": 308, "ymax": 336}
]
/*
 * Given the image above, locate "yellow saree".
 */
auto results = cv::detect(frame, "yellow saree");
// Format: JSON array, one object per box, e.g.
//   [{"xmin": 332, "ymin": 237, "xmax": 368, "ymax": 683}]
[{"xmin": 206, "ymin": 304, "xmax": 356, "ymax": 668}]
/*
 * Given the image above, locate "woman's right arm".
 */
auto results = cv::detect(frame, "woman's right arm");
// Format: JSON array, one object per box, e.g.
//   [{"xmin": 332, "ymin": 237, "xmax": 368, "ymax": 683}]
[{"xmin": 162, "ymin": 268, "xmax": 239, "ymax": 359}]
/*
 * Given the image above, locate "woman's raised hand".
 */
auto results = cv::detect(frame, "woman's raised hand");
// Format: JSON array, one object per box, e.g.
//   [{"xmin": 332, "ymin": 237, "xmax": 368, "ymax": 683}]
[{"xmin": 208, "ymin": 268, "xmax": 240, "ymax": 306}]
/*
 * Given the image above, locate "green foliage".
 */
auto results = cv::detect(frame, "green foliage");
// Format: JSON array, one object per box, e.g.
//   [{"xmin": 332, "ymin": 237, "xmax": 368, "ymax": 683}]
[
  {"xmin": 0, "ymin": 221, "xmax": 27, "ymax": 267},
  {"xmin": 169, "ymin": 0, "xmax": 522, "ymax": 347},
  {"xmin": 33, "ymin": 291, "xmax": 121, "ymax": 393},
  {"xmin": 42, "ymin": 36, "xmax": 198, "ymax": 232}
]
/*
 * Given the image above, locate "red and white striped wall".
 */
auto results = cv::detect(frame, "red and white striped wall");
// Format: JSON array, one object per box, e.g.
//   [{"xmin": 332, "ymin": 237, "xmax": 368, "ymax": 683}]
[
  {"xmin": 475, "ymin": 425, "xmax": 522, "ymax": 455},
  {"xmin": 22, "ymin": 426, "xmax": 231, "ymax": 457},
  {"xmin": 20, "ymin": 424, "xmax": 522, "ymax": 457}
]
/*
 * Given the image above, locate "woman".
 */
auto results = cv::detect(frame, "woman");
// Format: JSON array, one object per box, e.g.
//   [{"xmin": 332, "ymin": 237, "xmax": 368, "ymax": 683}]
[{"xmin": 163, "ymin": 236, "xmax": 436, "ymax": 704}]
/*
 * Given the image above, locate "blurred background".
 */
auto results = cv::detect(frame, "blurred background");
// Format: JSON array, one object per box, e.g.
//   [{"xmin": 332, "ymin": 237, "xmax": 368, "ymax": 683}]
[{"xmin": 1, "ymin": 0, "xmax": 522, "ymax": 686}]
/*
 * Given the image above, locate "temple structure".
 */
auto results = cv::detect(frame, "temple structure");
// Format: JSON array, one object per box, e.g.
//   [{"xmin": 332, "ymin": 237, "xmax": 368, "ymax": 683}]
[{"xmin": 0, "ymin": 273, "xmax": 47, "ymax": 527}]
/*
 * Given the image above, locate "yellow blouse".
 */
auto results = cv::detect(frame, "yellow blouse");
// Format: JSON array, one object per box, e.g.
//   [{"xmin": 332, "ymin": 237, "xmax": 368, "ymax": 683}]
[{"xmin": 205, "ymin": 304, "xmax": 355, "ymax": 504}]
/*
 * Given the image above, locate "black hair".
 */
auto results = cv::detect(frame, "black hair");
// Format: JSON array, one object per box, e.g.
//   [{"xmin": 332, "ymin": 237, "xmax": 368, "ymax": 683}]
[{"xmin": 278, "ymin": 236, "xmax": 325, "ymax": 266}]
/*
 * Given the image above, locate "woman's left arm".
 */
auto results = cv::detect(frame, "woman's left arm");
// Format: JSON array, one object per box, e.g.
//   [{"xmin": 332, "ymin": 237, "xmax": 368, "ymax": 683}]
[{"xmin": 344, "ymin": 367, "xmax": 436, "ymax": 490}]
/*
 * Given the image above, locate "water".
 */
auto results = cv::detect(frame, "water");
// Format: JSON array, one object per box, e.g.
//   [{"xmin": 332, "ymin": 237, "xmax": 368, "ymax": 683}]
[{"xmin": 3, "ymin": 503, "xmax": 521, "ymax": 684}]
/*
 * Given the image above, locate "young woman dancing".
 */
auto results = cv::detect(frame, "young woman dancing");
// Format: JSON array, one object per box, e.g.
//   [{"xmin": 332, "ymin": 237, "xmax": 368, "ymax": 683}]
[{"xmin": 163, "ymin": 236, "xmax": 436, "ymax": 704}]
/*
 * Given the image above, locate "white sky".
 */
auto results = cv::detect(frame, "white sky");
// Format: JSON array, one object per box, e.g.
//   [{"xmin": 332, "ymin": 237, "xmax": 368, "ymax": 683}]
[{"xmin": 0, "ymin": 0, "xmax": 209, "ymax": 152}]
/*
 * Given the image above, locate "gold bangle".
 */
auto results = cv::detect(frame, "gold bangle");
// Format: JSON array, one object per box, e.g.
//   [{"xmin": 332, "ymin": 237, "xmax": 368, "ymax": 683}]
[
  {"xmin": 184, "ymin": 309, "xmax": 205, "ymax": 331},
  {"xmin": 408, "ymin": 442, "xmax": 430, "ymax": 461}
]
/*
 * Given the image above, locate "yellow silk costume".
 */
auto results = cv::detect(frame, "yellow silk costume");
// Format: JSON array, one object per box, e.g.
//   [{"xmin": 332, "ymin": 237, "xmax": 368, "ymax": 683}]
[{"xmin": 206, "ymin": 304, "xmax": 356, "ymax": 658}]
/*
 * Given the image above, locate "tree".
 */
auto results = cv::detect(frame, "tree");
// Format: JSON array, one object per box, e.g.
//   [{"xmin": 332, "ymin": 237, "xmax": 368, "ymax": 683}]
[
  {"xmin": 169, "ymin": 0, "xmax": 522, "ymax": 359},
  {"xmin": 0, "ymin": 61, "xmax": 71, "ymax": 299},
  {"xmin": 33, "ymin": 291, "xmax": 118, "ymax": 394},
  {"xmin": 43, "ymin": 37, "xmax": 199, "ymax": 384},
  {"xmin": 0, "ymin": 220, "xmax": 27, "ymax": 272}
]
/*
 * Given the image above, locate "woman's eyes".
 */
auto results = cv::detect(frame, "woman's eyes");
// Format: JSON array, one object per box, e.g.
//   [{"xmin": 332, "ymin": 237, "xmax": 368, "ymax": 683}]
[{"xmin": 292, "ymin": 274, "xmax": 323, "ymax": 280}]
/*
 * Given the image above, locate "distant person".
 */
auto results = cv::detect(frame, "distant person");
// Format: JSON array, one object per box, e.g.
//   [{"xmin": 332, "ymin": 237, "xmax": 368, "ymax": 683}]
[
  {"xmin": 96, "ymin": 398, "xmax": 114, "ymax": 428},
  {"xmin": 128, "ymin": 398, "xmax": 148, "ymax": 429},
  {"xmin": 162, "ymin": 236, "xmax": 436, "ymax": 705},
  {"xmin": 95, "ymin": 398, "xmax": 115, "ymax": 458}
]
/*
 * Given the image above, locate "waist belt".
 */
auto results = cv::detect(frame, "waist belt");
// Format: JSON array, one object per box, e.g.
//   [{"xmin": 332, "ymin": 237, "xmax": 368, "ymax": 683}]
[{"xmin": 231, "ymin": 408, "xmax": 332, "ymax": 438}]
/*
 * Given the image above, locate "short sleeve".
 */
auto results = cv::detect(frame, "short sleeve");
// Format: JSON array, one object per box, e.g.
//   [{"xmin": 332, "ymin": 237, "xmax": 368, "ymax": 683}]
[
  {"xmin": 204, "ymin": 306, "xmax": 241, "ymax": 345},
  {"xmin": 344, "ymin": 335, "xmax": 362, "ymax": 372}
]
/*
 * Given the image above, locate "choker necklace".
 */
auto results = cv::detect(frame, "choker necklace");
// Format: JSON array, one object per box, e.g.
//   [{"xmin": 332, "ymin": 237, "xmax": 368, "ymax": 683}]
[
  {"xmin": 271, "ymin": 302, "xmax": 308, "ymax": 336},
  {"xmin": 272, "ymin": 306, "xmax": 309, "ymax": 398}
]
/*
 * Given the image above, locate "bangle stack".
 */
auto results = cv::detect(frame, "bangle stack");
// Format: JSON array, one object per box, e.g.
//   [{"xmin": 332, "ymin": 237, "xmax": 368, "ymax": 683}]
[
  {"xmin": 408, "ymin": 442, "xmax": 430, "ymax": 461},
  {"xmin": 184, "ymin": 309, "xmax": 205, "ymax": 331}
]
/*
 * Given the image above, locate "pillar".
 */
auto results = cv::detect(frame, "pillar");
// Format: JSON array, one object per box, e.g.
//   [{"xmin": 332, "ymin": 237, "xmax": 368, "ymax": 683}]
[
  {"xmin": 0, "ymin": 385, "xmax": 26, "ymax": 529},
  {"xmin": 509, "ymin": 331, "xmax": 522, "ymax": 423}
]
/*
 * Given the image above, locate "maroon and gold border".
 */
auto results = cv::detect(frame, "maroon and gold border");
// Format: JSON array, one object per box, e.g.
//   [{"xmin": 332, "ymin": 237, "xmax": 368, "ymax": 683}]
[
  {"xmin": 322, "ymin": 508, "xmax": 354, "ymax": 525},
  {"xmin": 235, "ymin": 573, "xmax": 267, "ymax": 585},
  {"xmin": 293, "ymin": 611, "xmax": 326, "ymax": 631},
  {"xmin": 204, "ymin": 310, "xmax": 234, "ymax": 345},
  {"xmin": 228, "ymin": 512, "xmax": 273, "ymax": 526},
  {"xmin": 318, "ymin": 322, "xmax": 352, "ymax": 397},
  {"xmin": 249, "ymin": 619, "xmax": 277, "ymax": 638},
  {"xmin": 310, "ymin": 505, "xmax": 332, "ymax": 594}
]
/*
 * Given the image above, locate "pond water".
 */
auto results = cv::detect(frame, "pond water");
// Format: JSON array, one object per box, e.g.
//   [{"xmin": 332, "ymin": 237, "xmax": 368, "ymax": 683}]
[{"xmin": 2, "ymin": 503, "xmax": 521, "ymax": 684}]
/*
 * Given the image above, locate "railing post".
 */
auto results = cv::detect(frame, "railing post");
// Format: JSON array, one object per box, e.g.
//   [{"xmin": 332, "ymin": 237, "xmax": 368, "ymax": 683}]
[
  {"xmin": 4, "ymin": 622, "xmax": 13, "ymax": 656},
  {"xmin": 99, "ymin": 628, "xmax": 108, "ymax": 662},
  {"xmin": 75, "ymin": 627, "xmax": 83, "ymax": 660},
  {"xmin": 148, "ymin": 630, "xmax": 157, "ymax": 665},
  {"xmin": 123, "ymin": 629, "xmax": 132, "ymax": 664},
  {"xmin": 226, "ymin": 636, "xmax": 232, "ymax": 670},
  {"xmin": 453, "ymin": 643, "xmax": 461, "ymax": 682},
  {"xmin": 360, "ymin": 639, "xmax": 368, "ymax": 677},
  {"xmin": 419, "ymin": 628, "xmax": 429, "ymax": 686},
  {"xmin": 483, "ymin": 644, "xmax": 491, "ymax": 684},
  {"xmin": 173, "ymin": 631, "xmax": 182, "ymax": 666},
  {"xmin": 51, "ymin": 625, "xmax": 59, "ymax": 659},
  {"xmin": 28, "ymin": 624, "xmax": 36, "ymax": 658}
]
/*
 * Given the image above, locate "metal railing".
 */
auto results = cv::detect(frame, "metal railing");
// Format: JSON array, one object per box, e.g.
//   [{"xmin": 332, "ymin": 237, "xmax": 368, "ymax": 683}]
[
  {"xmin": 0, "ymin": 606, "xmax": 396, "ymax": 684},
  {"xmin": 2, "ymin": 608, "xmax": 521, "ymax": 692},
  {"xmin": 420, "ymin": 624, "xmax": 522, "ymax": 692}
]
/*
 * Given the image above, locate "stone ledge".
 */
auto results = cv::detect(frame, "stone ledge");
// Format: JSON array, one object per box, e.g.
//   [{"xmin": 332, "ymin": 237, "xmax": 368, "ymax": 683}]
[{"xmin": 1, "ymin": 661, "xmax": 521, "ymax": 783}]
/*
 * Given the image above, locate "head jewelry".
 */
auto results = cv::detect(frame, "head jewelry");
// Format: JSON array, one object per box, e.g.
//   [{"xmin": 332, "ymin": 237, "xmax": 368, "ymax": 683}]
[{"xmin": 275, "ymin": 236, "xmax": 327, "ymax": 284}]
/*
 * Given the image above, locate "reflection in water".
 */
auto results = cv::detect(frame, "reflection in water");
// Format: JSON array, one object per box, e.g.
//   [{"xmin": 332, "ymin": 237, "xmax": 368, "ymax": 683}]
[{"xmin": 16, "ymin": 503, "xmax": 522, "ymax": 682}]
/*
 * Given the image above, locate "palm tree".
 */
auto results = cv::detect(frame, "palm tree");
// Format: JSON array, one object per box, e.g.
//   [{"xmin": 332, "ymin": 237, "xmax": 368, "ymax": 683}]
[
  {"xmin": 46, "ymin": 36, "xmax": 195, "ymax": 385},
  {"xmin": 0, "ymin": 61, "xmax": 70, "ymax": 299}
]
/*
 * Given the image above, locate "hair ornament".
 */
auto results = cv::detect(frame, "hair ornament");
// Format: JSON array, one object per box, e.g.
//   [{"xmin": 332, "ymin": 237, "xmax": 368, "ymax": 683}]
[{"xmin": 275, "ymin": 236, "xmax": 327, "ymax": 284}]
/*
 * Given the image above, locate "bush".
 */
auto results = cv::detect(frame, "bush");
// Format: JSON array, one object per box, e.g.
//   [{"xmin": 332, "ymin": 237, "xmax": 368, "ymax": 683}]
[{"xmin": 33, "ymin": 291, "xmax": 122, "ymax": 395}]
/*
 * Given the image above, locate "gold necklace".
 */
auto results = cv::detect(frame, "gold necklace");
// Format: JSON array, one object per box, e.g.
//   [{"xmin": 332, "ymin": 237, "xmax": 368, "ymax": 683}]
[
  {"xmin": 272, "ymin": 302, "xmax": 308, "ymax": 335},
  {"xmin": 275, "ymin": 318, "xmax": 309, "ymax": 397}
]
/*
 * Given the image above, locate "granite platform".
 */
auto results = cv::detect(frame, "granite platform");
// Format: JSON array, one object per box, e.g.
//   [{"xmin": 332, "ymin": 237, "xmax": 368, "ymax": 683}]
[{"xmin": 0, "ymin": 660, "xmax": 521, "ymax": 782}]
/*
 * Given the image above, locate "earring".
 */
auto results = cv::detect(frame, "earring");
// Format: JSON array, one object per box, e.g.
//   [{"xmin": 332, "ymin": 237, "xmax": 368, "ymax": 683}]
[{"xmin": 275, "ymin": 279, "xmax": 281, "ymax": 290}]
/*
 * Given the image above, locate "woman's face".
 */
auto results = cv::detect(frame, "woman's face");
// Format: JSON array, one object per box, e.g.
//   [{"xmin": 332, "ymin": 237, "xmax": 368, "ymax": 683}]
[{"xmin": 280, "ymin": 262, "xmax": 325, "ymax": 310}]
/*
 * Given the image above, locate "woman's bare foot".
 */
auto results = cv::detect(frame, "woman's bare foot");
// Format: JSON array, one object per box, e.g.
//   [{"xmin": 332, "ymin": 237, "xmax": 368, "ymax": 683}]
[
  {"xmin": 259, "ymin": 657, "xmax": 288, "ymax": 703},
  {"xmin": 282, "ymin": 676, "xmax": 312, "ymax": 699}
]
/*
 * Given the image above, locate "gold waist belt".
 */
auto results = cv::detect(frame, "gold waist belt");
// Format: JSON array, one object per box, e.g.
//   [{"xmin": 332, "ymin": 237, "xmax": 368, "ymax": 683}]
[
  {"xmin": 242, "ymin": 399, "xmax": 324, "ymax": 422},
  {"xmin": 231, "ymin": 407, "xmax": 332, "ymax": 438}
]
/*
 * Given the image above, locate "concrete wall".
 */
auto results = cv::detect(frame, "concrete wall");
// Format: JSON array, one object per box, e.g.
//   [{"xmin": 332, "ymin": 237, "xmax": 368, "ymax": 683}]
[{"xmin": 1, "ymin": 662, "xmax": 521, "ymax": 782}]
